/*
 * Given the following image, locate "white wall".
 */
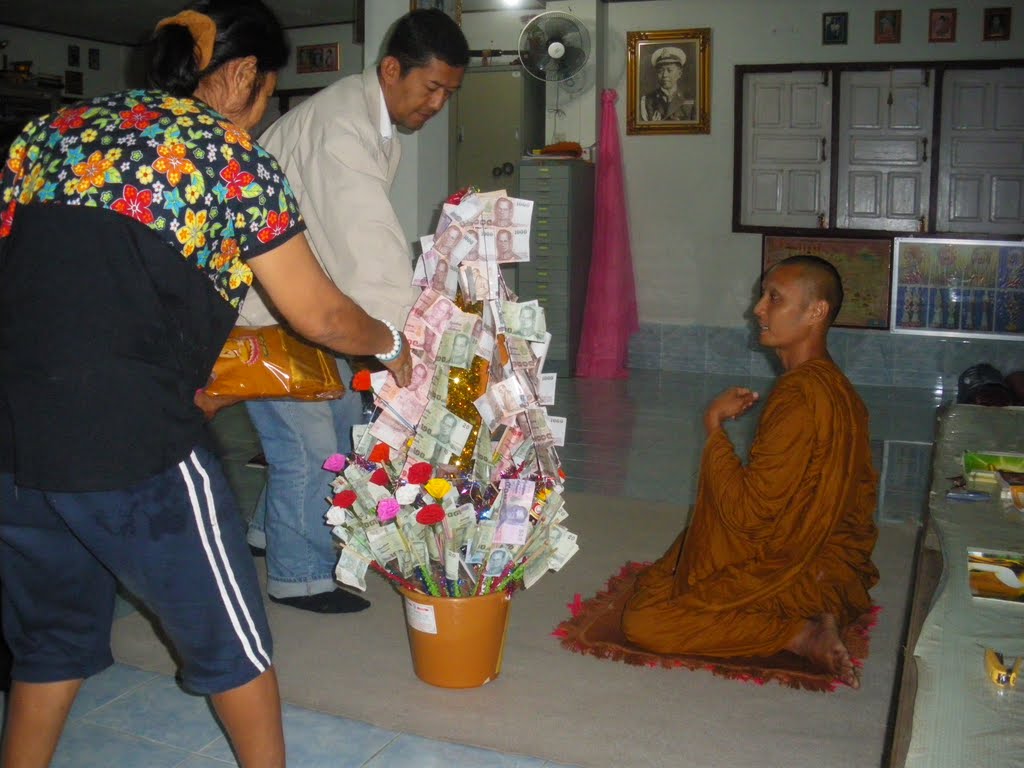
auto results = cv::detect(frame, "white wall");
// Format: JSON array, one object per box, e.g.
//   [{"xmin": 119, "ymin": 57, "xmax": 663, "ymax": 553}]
[
  {"xmin": 461, "ymin": 8, "xmax": 535, "ymax": 51},
  {"xmin": 604, "ymin": 0, "xmax": 1024, "ymax": 328},
  {"xmin": 0, "ymin": 25, "xmax": 134, "ymax": 99}
]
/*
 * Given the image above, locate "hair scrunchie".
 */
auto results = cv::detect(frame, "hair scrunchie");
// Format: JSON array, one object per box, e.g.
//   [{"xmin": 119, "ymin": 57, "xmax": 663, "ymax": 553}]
[{"xmin": 155, "ymin": 10, "xmax": 217, "ymax": 71}]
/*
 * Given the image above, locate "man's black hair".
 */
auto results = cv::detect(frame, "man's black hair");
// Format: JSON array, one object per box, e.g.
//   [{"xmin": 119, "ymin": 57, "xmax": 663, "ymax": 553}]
[{"xmin": 382, "ymin": 9, "xmax": 470, "ymax": 73}]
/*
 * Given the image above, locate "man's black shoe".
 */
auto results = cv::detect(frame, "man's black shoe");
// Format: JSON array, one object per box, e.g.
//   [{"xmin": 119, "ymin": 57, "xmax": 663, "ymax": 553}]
[{"xmin": 269, "ymin": 589, "xmax": 370, "ymax": 614}]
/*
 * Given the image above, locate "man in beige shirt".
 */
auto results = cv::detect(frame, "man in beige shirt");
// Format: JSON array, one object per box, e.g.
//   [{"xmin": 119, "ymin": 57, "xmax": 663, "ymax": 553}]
[{"xmin": 238, "ymin": 9, "xmax": 467, "ymax": 613}]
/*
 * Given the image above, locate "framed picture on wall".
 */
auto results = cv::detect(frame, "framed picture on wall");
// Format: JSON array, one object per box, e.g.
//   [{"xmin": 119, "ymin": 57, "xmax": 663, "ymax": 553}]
[
  {"xmin": 891, "ymin": 237, "xmax": 1024, "ymax": 340},
  {"xmin": 87, "ymin": 48, "xmax": 100, "ymax": 71},
  {"xmin": 410, "ymin": 0, "xmax": 461, "ymax": 26},
  {"xmin": 296, "ymin": 43, "xmax": 340, "ymax": 74},
  {"xmin": 626, "ymin": 27, "xmax": 711, "ymax": 136},
  {"xmin": 983, "ymin": 7, "xmax": 1012, "ymax": 41},
  {"xmin": 762, "ymin": 236, "xmax": 893, "ymax": 329},
  {"xmin": 928, "ymin": 9, "xmax": 957, "ymax": 42},
  {"xmin": 67, "ymin": 45, "xmax": 80, "ymax": 68},
  {"xmin": 874, "ymin": 10, "xmax": 902, "ymax": 43},
  {"xmin": 822, "ymin": 12, "xmax": 848, "ymax": 45}
]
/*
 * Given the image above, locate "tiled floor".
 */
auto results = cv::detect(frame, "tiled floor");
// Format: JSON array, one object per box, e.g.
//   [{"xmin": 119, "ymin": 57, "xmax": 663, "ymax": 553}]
[{"xmin": 0, "ymin": 369, "xmax": 942, "ymax": 767}]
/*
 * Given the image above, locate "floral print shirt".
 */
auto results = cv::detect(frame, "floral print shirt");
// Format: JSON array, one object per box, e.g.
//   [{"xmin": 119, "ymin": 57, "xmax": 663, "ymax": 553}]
[{"xmin": 0, "ymin": 89, "xmax": 304, "ymax": 308}]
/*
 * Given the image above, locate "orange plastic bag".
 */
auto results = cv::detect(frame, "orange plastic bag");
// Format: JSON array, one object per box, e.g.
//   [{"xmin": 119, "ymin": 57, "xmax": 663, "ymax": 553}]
[{"xmin": 205, "ymin": 326, "xmax": 345, "ymax": 401}]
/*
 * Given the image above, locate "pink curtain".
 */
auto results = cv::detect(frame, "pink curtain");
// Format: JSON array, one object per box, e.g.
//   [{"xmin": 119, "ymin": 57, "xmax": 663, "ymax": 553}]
[{"xmin": 575, "ymin": 89, "xmax": 638, "ymax": 379}]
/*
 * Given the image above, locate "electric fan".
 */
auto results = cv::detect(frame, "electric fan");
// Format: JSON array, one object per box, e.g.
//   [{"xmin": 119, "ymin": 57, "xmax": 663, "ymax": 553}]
[{"xmin": 518, "ymin": 11, "xmax": 591, "ymax": 83}]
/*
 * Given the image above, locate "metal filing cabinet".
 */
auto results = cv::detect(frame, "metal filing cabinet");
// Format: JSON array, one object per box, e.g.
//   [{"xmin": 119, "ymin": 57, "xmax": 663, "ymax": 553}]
[{"xmin": 518, "ymin": 159, "xmax": 595, "ymax": 376}]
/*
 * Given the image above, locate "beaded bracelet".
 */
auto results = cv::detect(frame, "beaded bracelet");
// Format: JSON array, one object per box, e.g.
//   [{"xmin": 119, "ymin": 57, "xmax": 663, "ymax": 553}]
[{"xmin": 375, "ymin": 319, "xmax": 403, "ymax": 362}]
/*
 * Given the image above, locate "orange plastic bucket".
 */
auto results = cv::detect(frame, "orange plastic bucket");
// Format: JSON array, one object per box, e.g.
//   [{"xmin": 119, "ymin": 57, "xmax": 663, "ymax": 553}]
[{"xmin": 398, "ymin": 587, "xmax": 512, "ymax": 688}]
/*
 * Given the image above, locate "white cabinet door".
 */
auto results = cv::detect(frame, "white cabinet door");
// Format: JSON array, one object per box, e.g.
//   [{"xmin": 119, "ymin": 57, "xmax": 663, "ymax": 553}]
[
  {"xmin": 836, "ymin": 69, "xmax": 934, "ymax": 232},
  {"xmin": 741, "ymin": 72, "xmax": 831, "ymax": 228},
  {"xmin": 937, "ymin": 67, "xmax": 1024, "ymax": 236}
]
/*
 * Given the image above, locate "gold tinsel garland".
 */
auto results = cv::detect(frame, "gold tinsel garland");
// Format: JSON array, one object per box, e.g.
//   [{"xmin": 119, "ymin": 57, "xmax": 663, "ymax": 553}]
[{"xmin": 445, "ymin": 292, "xmax": 490, "ymax": 468}]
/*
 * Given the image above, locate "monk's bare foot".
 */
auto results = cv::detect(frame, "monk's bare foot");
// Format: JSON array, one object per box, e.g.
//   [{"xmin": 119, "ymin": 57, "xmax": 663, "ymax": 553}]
[{"xmin": 789, "ymin": 614, "xmax": 859, "ymax": 689}]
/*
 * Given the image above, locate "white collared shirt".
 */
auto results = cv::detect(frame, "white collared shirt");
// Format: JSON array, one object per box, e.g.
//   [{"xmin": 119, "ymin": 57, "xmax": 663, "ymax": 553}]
[{"xmin": 378, "ymin": 83, "xmax": 393, "ymax": 141}]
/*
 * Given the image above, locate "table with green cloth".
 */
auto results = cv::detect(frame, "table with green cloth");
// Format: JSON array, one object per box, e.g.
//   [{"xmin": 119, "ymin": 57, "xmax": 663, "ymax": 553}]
[{"xmin": 904, "ymin": 404, "xmax": 1024, "ymax": 767}]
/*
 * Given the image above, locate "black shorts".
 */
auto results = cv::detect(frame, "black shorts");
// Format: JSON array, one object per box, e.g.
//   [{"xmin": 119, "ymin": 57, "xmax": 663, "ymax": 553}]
[{"xmin": 0, "ymin": 446, "xmax": 272, "ymax": 694}]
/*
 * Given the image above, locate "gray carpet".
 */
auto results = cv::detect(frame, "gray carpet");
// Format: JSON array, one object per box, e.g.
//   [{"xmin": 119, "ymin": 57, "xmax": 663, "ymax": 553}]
[{"xmin": 111, "ymin": 492, "xmax": 917, "ymax": 768}]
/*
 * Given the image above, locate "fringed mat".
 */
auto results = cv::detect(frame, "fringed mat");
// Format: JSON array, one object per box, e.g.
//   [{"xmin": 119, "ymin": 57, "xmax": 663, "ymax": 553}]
[{"xmin": 553, "ymin": 561, "xmax": 880, "ymax": 692}]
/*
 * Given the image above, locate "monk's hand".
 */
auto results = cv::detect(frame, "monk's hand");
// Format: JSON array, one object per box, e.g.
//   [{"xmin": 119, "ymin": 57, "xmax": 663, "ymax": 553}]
[{"xmin": 704, "ymin": 387, "xmax": 760, "ymax": 434}]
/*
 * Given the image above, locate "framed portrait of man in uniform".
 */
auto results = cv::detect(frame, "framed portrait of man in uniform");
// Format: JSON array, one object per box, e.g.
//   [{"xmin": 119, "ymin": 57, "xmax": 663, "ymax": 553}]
[{"xmin": 626, "ymin": 27, "xmax": 711, "ymax": 136}]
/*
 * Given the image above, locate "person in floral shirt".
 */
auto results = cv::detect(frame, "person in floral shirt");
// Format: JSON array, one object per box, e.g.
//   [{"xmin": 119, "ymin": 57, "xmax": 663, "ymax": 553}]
[
  {"xmin": 2, "ymin": 89, "xmax": 299, "ymax": 308},
  {"xmin": 0, "ymin": 2, "xmax": 410, "ymax": 766}
]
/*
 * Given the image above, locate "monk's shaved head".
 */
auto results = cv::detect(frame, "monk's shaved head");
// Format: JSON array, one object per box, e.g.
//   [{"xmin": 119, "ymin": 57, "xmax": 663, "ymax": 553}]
[{"xmin": 771, "ymin": 255, "xmax": 844, "ymax": 325}]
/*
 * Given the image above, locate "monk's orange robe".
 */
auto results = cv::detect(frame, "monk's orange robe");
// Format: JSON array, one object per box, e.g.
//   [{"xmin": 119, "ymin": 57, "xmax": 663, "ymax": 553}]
[{"xmin": 622, "ymin": 359, "xmax": 879, "ymax": 656}]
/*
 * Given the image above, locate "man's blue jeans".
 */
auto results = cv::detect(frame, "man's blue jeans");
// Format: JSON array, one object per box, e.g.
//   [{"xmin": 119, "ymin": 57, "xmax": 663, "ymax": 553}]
[{"xmin": 244, "ymin": 360, "xmax": 364, "ymax": 598}]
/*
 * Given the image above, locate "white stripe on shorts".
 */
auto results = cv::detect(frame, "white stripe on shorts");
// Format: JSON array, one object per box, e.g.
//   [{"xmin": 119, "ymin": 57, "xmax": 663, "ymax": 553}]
[{"xmin": 179, "ymin": 451, "xmax": 271, "ymax": 674}]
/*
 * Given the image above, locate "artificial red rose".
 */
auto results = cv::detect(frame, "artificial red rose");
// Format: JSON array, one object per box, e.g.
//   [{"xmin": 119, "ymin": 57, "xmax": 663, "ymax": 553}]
[
  {"xmin": 407, "ymin": 462, "xmax": 433, "ymax": 485},
  {"xmin": 370, "ymin": 468, "xmax": 390, "ymax": 486},
  {"xmin": 351, "ymin": 369, "xmax": 372, "ymax": 391},
  {"xmin": 332, "ymin": 490, "xmax": 357, "ymax": 508},
  {"xmin": 369, "ymin": 443, "xmax": 391, "ymax": 463},
  {"xmin": 445, "ymin": 187, "xmax": 471, "ymax": 205},
  {"xmin": 416, "ymin": 504, "xmax": 445, "ymax": 526}
]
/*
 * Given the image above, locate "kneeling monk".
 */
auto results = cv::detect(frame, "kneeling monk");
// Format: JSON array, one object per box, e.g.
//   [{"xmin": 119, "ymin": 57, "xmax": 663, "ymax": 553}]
[{"xmin": 621, "ymin": 255, "xmax": 879, "ymax": 688}]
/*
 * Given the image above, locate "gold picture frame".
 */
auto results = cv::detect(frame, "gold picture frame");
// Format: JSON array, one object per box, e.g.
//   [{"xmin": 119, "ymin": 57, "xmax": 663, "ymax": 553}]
[
  {"xmin": 410, "ymin": 0, "xmax": 462, "ymax": 26},
  {"xmin": 296, "ymin": 43, "xmax": 340, "ymax": 75},
  {"xmin": 626, "ymin": 28, "xmax": 711, "ymax": 136},
  {"xmin": 874, "ymin": 10, "xmax": 902, "ymax": 43},
  {"xmin": 928, "ymin": 8, "xmax": 957, "ymax": 43},
  {"xmin": 983, "ymin": 7, "xmax": 1012, "ymax": 41}
]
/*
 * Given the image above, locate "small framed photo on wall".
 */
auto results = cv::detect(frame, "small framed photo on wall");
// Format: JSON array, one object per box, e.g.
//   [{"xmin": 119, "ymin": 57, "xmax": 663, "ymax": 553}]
[
  {"xmin": 87, "ymin": 48, "xmax": 100, "ymax": 70},
  {"xmin": 822, "ymin": 12, "xmax": 848, "ymax": 45},
  {"xmin": 983, "ymin": 7, "xmax": 1011, "ymax": 41},
  {"xmin": 875, "ymin": 10, "xmax": 902, "ymax": 43},
  {"xmin": 67, "ymin": 45, "xmax": 80, "ymax": 68},
  {"xmin": 928, "ymin": 9, "xmax": 957, "ymax": 42},
  {"xmin": 295, "ymin": 43, "xmax": 340, "ymax": 75}
]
